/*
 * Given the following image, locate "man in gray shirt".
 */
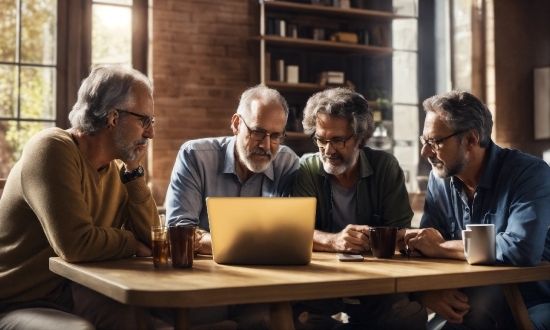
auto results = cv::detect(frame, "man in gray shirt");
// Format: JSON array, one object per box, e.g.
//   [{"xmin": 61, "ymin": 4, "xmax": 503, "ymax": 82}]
[{"xmin": 165, "ymin": 85, "xmax": 299, "ymax": 329}]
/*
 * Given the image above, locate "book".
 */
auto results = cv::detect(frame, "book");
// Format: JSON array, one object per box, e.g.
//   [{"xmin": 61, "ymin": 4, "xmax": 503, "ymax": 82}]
[
  {"xmin": 276, "ymin": 59, "xmax": 285, "ymax": 82},
  {"xmin": 286, "ymin": 65, "xmax": 299, "ymax": 84}
]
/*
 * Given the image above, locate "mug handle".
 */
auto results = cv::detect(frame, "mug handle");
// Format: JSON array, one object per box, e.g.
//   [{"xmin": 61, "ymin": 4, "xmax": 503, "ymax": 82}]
[{"xmin": 462, "ymin": 230, "xmax": 471, "ymax": 262}]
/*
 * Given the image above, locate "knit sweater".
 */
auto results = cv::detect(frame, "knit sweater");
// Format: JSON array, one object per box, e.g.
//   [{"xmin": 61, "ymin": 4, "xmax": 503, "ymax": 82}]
[{"xmin": 0, "ymin": 128, "xmax": 159, "ymax": 305}]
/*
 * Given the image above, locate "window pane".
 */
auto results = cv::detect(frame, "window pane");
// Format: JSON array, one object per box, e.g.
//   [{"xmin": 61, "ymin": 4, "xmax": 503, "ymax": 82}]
[
  {"xmin": 93, "ymin": 0, "xmax": 132, "ymax": 5},
  {"xmin": 392, "ymin": 19, "xmax": 417, "ymax": 51},
  {"xmin": 392, "ymin": 51, "xmax": 418, "ymax": 104},
  {"xmin": 392, "ymin": 0, "xmax": 417, "ymax": 17},
  {"xmin": 92, "ymin": 4, "xmax": 132, "ymax": 66},
  {"xmin": 0, "ymin": 65, "xmax": 18, "ymax": 118},
  {"xmin": 0, "ymin": 120, "xmax": 54, "ymax": 175},
  {"xmin": 20, "ymin": 66, "xmax": 56, "ymax": 119},
  {"xmin": 452, "ymin": 0, "xmax": 472, "ymax": 91},
  {"xmin": 20, "ymin": 0, "xmax": 57, "ymax": 64},
  {"xmin": 0, "ymin": 0, "xmax": 18, "ymax": 62}
]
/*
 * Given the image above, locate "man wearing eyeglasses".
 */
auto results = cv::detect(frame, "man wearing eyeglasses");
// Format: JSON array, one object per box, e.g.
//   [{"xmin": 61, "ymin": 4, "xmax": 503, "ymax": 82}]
[
  {"xmin": 291, "ymin": 87, "xmax": 427, "ymax": 329},
  {"xmin": 165, "ymin": 85, "xmax": 299, "ymax": 329},
  {"xmin": 404, "ymin": 90, "xmax": 550, "ymax": 329},
  {"xmin": 0, "ymin": 66, "xmax": 160, "ymax": 329}
]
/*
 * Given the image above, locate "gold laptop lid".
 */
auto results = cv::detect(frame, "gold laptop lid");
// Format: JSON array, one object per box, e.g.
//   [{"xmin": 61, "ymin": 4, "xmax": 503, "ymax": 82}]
[{"xmin": 206, "ymin": 197, "xmax": 316, "ymax": 265}]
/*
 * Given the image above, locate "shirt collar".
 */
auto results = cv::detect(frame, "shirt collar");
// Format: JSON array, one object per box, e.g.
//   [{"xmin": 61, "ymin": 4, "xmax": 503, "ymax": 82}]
[
  {"xmin": 450, "ymin": 140, "xmax": 499, "ymax": 190},
  {"xmin": 223, "ymin": 136, "xmax": 275, "ymax": 181},
  {"xmin": 477, "ymin": 140, "xmax": 499, "ymax": 189}
]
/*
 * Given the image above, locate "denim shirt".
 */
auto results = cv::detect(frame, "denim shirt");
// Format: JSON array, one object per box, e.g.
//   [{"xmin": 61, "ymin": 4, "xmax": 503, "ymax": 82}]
[
  {"xmin": 165, "ymin": 136, "xmax": 299, "ymax": 231},
  {"xmin": 421, "ymin": 141, "xmax": 550, "ymax": 299}
]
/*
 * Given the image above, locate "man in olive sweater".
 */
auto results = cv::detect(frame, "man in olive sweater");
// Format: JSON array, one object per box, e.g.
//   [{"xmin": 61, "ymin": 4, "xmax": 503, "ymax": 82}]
[
  {"xmin": 292, "ymin": 88, "xmax": 426, "ymax": 329},
  {"xmin": 0, "ymin": 66, "xmax": 159, "ymax": 329}
]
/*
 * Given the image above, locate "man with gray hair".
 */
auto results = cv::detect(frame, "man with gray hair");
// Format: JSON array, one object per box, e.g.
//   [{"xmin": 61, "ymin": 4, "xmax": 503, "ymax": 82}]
[
  {"xmin": 292, "ymin": 87, "xmax": 426, "ymax": 329},
  {"xmin": 405, "ymin": 90, "xmax": 550, "ymax": 329},
  {"xmin": 165, "ymin": 85, "xmax": 299, "ymax": 328},
  {"xmin": 0, "ymin": 65, "xmax": 159, "ymax": 329}
]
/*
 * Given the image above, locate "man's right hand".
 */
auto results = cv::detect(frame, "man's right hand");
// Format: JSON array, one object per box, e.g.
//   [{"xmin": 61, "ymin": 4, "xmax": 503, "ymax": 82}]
[
  {"xmin": 417, "ymin": 289, "xmax": 470, "ymax": 324},
  {"xmin": 314, "ymin": 225, "xmax": 370, "ymax": 253}
]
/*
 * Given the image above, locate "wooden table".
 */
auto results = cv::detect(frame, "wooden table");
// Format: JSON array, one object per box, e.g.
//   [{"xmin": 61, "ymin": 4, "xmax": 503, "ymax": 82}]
[{"xmin": 49, "ymin": 253, "xmax": 550, "ymax": 330}]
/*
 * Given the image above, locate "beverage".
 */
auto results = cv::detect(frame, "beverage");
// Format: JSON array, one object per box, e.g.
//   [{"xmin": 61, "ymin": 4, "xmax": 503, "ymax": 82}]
[
  {"xmin": 152, "ymin": 239, "xmax": 169, "ymax": 267},
  {"xmin": 369, "ymin": 227, "xmax": 397, "ymax": 258},
  {"xmin": 169, "ymin": 225, "xmax": 196, "ymax": 268},
  {"xmin": 151, "ymin": 226, "xmax": 169, "ymax": 267}
]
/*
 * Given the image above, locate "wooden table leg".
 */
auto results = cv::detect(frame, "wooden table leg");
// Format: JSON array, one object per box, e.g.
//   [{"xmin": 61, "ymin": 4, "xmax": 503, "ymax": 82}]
[
  {"xmin": 501, "ymin": 284, "xmax": 533, "ymax": 330},
  {"xmin": 175, "ymin": 308, "xmax": 191, "ymax": 330},
  {"xmin": 269, "ymin": 302, "xmax": 295, "ymax": 330},
  {"xmin": 134, "ymin": 306, "xmax": 148, "ymax": 330}
]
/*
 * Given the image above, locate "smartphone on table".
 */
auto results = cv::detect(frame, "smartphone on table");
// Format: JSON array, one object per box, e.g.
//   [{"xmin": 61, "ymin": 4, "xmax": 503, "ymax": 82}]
[{"xmin": 336, "ymin": 253, "xmax": 364, "ymax": 262}]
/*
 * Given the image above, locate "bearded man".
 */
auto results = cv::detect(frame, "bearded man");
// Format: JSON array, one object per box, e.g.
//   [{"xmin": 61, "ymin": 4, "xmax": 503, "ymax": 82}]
[
  {"xmin": 0, "ymin": 65, "xmax": 159, "ymax": 329},
  {"xmin": 291, "ymin": 87, "xmax": 426, "ymax": 330},
  {"xmin": 165, "ymin": 85, "xmax": 299, "ymax": 329},
  {"xmin": 404, "ymin": 90, "xmax": 550, "ymax": 330}
]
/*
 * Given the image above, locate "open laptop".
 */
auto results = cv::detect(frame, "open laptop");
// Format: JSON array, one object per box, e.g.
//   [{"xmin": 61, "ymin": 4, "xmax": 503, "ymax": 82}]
[{"xmin": 206, "ymin": 197, "xmax": 316, "ymax": 265}]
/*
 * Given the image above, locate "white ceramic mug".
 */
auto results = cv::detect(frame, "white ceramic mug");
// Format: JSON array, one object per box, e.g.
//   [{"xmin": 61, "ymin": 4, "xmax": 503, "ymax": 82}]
[{"xmin": 462, "ymin": 224, "xmax": 496, "ymax": 265}]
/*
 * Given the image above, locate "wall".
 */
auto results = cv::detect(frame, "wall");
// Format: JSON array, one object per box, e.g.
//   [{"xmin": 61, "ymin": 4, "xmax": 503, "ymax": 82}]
[
  {"xmin": 151, "ymin": 0, "xmax": 257, "ymax": 204},
  {"xmin": 493, "ymin": 0, "xmax": 550, "ymax": 156}
]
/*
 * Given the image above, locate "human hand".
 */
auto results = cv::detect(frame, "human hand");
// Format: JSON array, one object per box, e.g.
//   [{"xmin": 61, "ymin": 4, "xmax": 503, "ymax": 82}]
[
  {"xmin": 396, "ymin": 228, "xmax": 407, "ymax": 251},
  {"xmin": 135, "ymin": 240, "xmax": 152, "ymax": 257},
  {"xmin": 331, "ymin": 225, "xmax": 370, "ymax": 253},
  {"xmin": 404, "ymin": 228, "xmax": 446, "ymax": 257},
  {"xmin": 123, "ymin": 143, "xmax": 149, "ymax": 171},
  {"xmin": 417, "ymin": 289, "xmax": 469, "ymax": 324},
  {"xmin": 195, "ymin": 232, "xmax": 211, "ymax": 255}
]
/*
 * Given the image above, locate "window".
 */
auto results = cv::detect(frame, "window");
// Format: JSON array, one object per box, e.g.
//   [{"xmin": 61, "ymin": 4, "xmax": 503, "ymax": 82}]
[
  {"xmin": 391, "ymin": 0, "xmax": 419, "ymax": 193},
  {"xmin": 0, "ymin": 0, "xmax": 148, "ymax": 177},
  {"xmin": 92, "ymin": 0, "xmax": 132, "ymax": 68},
  {"xmin": 0, "ymin": 0, "xmax": 57, "ymax": 177}
]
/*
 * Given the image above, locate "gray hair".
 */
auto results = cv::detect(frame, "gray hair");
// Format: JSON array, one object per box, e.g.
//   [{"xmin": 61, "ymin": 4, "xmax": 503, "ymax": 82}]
[
  {"xmin": 423, "ymin": 90, "xmax": 493, "ymax": 148},
  {"xmin": 236, "ymin": 85, "xmax": 289, "ymax": 120},
  {"xmin": 69, "ymin": 65, "xmax": 153, "ymax": 135},
  {"xmin": 302, "ymin": 87, "xmax": 374, "ymax": 148}
]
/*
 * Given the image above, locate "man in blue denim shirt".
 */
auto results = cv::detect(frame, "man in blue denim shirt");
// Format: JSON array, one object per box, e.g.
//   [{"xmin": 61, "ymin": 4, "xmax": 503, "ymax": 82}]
[
  {"xmin": 405, "ymin": 90, "xmax": 550, "ymax": 329},
  {"xmin": 165, "ymin": 85, "xmax": 299, "ymax": 329}
]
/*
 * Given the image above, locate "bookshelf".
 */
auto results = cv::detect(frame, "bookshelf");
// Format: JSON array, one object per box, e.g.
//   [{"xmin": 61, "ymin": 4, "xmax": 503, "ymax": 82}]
[{"xmin": 255, "ymin": 0, "xmax": 411, "ymax": 155}]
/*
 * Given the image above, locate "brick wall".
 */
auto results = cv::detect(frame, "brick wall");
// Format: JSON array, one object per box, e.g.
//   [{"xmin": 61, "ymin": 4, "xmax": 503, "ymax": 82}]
[{"xmin": 150, "ymin": 0, "xmax": 258, "ymax": 204}]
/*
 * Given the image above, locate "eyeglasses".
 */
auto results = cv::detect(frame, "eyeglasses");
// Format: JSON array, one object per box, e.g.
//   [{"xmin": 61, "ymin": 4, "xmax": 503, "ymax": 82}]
[
  {"xmin": 419, "ymin": 130, "xmax": 468, "ymax": 151},
  {"xmin": 116, "ymin": 109, "xmax": 155, "ymax": 129},
  {"xmin": 238, "ymin": 115, "xmax": 286, "ymax": 144},
  {"xmin": 312, "ymin": 134, "xmax": 355, "ymax": 150}
]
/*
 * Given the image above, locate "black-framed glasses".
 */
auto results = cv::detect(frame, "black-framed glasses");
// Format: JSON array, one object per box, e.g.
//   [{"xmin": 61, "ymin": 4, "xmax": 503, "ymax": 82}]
[
  {"xmin": 238, "ymin": 115, "xmax": 286, "ymax": 144},
  {"xmin": 419, "ymin": 130, "xmax": 468, "ymax": 151},
  {"xmin": 312, "ymin": 134, "xmax": 355, "ymax": 150},
  {"xmin": 116, "ymin": 109, "xmax": 155, "ymax": 129}
]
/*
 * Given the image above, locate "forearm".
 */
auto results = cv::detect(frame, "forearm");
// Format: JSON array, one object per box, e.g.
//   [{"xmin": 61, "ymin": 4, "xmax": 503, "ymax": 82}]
[
  {"xmin": 435, "ymin": 240, "xmax": 466, "ymax": 260},
  {"xmin": 313, "ymin": 230, "xmax": 337, "ymax": 252}
]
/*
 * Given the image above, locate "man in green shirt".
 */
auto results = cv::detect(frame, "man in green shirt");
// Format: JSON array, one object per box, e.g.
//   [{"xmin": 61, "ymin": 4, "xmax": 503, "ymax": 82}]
[{"xmin": 292, "ymin": 87, "xmax": 426, "ymax": 329}]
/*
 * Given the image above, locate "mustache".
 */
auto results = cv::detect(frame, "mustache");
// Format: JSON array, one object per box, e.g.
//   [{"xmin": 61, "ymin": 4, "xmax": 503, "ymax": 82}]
[
  {"xmin": 323, "ymin": 154, "xmax": 343, "ymax": 161},
  {"xmin": 250, "ymin": 148, "xmax": 272, "ymax": 158},
  {"xmin": 428, "ymin": 157, "xmax": 442, "ymax": 165},
  {"xmin": 134, "ymin": 138, "xmax": 148, "ymax": 146}
]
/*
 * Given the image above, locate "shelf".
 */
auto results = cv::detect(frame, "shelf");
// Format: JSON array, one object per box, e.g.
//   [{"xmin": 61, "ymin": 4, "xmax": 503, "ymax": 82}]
[
  {"xmin": 286, "ymin": 131, "xmax": 312, "ymax": 139},
  {"xmin": 266, "ymin": 81, "xmax": 340, "ymax": 93},
  {"xmin": 263, "ymin": 1, "xmax": 413, "ymax": 22},
  {"xmin": 256, "ymin": 35, "xmax": 393, "ymax": 56}
]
